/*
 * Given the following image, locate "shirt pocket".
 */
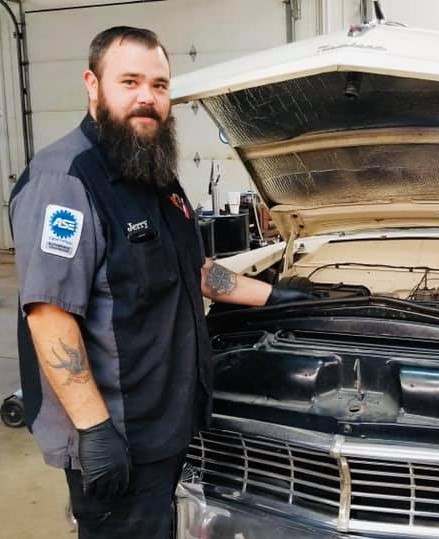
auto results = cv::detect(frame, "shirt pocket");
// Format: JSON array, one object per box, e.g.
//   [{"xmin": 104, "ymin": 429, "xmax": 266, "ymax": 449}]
[{"xmin": 128, "ymin": 236, "xmax": 177, "ymax": 302}]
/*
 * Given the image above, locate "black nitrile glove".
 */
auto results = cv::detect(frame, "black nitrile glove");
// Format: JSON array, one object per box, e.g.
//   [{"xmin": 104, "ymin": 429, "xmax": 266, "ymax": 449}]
[
  {"xmin": 78, "ymin": 418, "xmax": 130, "ymax": 500},
  {"xmin": 266, "ymin": 279, "xmax": 317, "ymax": 306}
]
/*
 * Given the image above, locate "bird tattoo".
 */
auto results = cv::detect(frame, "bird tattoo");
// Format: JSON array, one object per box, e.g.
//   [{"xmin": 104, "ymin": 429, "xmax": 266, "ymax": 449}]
[{"xmin": 49, "ymin": 338, "xmax": 90, "ymax": 385}]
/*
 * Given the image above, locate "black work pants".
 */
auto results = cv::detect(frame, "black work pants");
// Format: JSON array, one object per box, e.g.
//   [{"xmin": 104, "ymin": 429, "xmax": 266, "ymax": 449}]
[{"xmin": 65, "ymin": 451, "xmax": 186, "ymax": 539}]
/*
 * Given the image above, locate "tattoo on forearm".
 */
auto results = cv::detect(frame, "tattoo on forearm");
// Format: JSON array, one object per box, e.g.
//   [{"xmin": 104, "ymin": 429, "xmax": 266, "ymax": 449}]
[
  {"xmin": 206, "ymin": 263, "xmax": 237, "ymax": 295},
  {"xmin": 48, "ymin": 338, "xmax": 90, "ymax": 385}
]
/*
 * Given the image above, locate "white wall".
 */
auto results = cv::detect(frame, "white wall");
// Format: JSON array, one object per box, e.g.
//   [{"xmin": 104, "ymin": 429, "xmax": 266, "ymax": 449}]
[
  {"xmin": 16, "ymin": 0, "xmax": 362, "ymax": 215},
  {"xmin": 322, "ymin": 0, "xmax": 364, "ymax": 34},
  {"xmin": 0, "ymin": 4, "xmax": 26, "ymax": 250},
  {"xmin": 379, "ymin": 0, "xmax": 439, "ymax": 29}
]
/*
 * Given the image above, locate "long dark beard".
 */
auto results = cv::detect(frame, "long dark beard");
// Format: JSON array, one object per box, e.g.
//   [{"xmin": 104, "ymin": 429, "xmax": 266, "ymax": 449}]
[{"xmin": 96, "ymin": 101, "xmax": 178, "ymax": 190}]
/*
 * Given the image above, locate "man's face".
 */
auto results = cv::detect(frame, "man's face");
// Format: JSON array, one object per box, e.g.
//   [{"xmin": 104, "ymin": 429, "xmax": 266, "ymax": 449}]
[
  {"xmin": 92, "ymin": 39, "xmax": 171, "ymax": 140},
  {"xmin": 84, "ymin": 38, "xmax": 177, "ymax": 188}
]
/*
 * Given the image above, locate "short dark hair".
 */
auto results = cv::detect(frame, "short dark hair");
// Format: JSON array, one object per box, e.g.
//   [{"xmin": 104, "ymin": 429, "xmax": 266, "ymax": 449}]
[{"xmin": 89, "ymin": 26, "xmax": 169, "ymax": 78}]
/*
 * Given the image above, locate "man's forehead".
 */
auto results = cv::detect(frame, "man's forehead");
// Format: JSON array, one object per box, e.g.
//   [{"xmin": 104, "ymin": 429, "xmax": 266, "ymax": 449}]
[{"xmin": 100, "ymin": 39, "xmax": 169, "ymax": 76}]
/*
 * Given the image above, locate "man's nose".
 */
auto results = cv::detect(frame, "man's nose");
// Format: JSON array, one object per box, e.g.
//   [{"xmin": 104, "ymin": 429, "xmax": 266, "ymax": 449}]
[{"xmin": 136, "ymin": 85, "xmax": 155, "ymax": 105}]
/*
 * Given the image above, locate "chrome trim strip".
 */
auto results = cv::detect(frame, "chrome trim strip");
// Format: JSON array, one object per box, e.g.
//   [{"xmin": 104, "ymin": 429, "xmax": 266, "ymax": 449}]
[
  {"xmin": 212, "ymin": 414, "xmax": 439, "ymax": 464},
  {"xmin": 199, "ymin": 431, "xmax": 206, "ymax": 479},
  {"xmin": 286, "ymin": 441, "xmax": 295, "ymax": 505},
  {"xmin": 349, "ymin": 520, "xmax": 439, "ymax": 538},
  {"xmin": 332, "ymin": 435, "xmax": 351, "ymax": 532},
  {"xmin": 341, "ymin": 440, "xmax": 439, "ymax": 464},
  {"xmin": 212, "ymin": 415, "xmax": 335, "ymax": 451},
  {"xmin": 240, "ymin": 432, "xmax": 249, "ymax": 494}
]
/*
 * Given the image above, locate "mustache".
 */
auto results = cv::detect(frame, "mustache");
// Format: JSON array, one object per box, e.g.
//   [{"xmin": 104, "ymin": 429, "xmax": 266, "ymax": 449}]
[{"xmin": 128, "ymin": 107, "xmax": 161, "ymax": 121}]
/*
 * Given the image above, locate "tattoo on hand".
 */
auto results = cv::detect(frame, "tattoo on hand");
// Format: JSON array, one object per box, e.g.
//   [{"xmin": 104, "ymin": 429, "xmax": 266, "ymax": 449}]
[
  {"xmin": 206, "ymin": 263, "xmax": 237, "ymax": 296},
  {"xmin": 48, "ymin": 338, "xmax": 90, "ymax": 385}
]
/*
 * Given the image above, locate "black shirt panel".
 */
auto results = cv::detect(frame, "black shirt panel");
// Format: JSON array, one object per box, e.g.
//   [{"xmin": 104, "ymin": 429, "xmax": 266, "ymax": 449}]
[{"xmin": 73, "ymin": 116, "xmax": 212, "ymax": 461}]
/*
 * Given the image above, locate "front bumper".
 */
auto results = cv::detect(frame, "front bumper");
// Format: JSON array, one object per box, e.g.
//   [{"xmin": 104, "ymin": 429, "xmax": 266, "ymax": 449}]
[{"xmin": 176, "ymin": 482, "xmax": 379, "ymax": 539}]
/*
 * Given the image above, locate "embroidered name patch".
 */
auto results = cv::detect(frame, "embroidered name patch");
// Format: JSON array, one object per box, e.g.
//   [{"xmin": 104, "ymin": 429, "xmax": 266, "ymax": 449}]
[{"xmin": 40, "ymin": 205, "xmax": 84, "ymax": 258}]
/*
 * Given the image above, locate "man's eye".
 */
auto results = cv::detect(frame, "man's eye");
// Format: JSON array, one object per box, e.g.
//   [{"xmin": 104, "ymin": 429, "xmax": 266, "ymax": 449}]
[{"xmin": 123, "ymin": 80, "xmax": 136, "ymax": 86}]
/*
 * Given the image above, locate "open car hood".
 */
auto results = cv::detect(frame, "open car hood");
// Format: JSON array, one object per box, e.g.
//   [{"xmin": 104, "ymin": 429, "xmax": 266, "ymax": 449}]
[{"xmin": 172, "ymin": 23, "xmax": 439, "ymax": 239}]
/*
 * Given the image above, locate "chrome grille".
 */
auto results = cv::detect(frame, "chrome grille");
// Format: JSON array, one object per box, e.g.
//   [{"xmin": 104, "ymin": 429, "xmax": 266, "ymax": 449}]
[
  {"xmin": 184, "ymin": 428, "xmax": 439, "ymax": 537},
  {"xmin": 349, "ymin": 458, "xmax": 439, "ymax": 528},
  {"xmin": 186, "ymin": 429, "xmax": 339, "ymax": 515}
]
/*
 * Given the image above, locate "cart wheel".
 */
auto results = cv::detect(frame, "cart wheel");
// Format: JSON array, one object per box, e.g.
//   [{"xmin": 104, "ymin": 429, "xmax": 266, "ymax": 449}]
[{"xmin": 0, "ymin": 396, "xmax": 25, "ymax": 428}]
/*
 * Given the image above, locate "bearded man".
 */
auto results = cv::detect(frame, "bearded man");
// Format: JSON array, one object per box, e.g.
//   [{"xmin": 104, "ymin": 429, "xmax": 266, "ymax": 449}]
[{"xmin": 9, "ymin": 26, "xmax": 313, "ymax": 539}]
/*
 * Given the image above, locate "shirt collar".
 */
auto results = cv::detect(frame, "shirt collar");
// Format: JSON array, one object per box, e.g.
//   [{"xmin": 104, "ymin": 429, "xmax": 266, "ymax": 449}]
[
  {"xmin": 80, "ymin": 112, "xmax": 99, "ymax": 145},
  {"xmin": 80, "ymin": 113, "xmax": 121, "ymax": 183}
]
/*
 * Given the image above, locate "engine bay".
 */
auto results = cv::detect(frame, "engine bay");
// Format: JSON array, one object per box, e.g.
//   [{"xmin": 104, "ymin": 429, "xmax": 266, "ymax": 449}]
[
  {"xmin": 207, "ymin": 304, "xmax": 439, "ymax": 443},
  {"xmin": 287, "ymin": 235, "xmax": 439, "ymax": 303}
]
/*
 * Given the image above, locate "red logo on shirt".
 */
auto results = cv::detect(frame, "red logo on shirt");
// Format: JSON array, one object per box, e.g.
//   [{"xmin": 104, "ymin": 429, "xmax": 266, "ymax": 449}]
[{"xmin": 168, "ymin": 193, "xmax": 191, "ymax": 220}]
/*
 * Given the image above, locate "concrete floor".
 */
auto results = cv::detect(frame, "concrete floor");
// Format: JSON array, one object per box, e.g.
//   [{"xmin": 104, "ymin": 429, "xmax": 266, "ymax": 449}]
[{"xmin": 0, "ymin": 257, "xmax": 74, "ymax": 538}]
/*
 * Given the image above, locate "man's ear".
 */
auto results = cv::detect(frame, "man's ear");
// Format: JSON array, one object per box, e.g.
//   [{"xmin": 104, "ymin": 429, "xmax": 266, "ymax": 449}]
[{"xmin": 83, "ymin": 70, "xmax": 99, "ymax": 104}]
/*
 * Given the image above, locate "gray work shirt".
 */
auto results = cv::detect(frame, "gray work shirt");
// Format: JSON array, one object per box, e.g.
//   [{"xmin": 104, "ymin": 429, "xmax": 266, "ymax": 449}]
[{"xmin": 10, "ymin": 115, "xmax": 212, "ymax": 468}]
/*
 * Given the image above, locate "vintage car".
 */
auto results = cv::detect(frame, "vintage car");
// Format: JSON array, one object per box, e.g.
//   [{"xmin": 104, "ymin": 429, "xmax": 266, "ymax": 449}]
[{"xmin": 170, "ymin": 15, "xmax": 439, "ymax": 539}]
